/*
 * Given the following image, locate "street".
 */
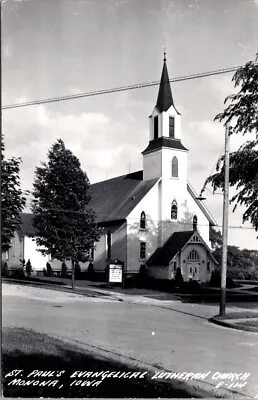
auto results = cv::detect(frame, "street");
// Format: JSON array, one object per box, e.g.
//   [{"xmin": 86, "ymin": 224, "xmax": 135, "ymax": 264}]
[{"xmin": 2, "ymin": 282, "xmax": 258, "ymax": 398}]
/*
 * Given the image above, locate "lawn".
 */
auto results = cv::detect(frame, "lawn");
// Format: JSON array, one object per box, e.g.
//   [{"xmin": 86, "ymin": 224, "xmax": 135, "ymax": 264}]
[{"xmin": 2, "ymin": 327, "xmax": 212, "ymax": 398}]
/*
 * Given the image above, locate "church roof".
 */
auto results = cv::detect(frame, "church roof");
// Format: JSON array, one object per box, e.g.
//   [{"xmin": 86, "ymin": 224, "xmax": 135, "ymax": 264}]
[
  {"xmin": 142, "ymin": 137, "xmax": 188, "ymax": 155},
  {"xmin": 88, "ymin": 171, "xmax": 159, "ymax": 223},
  {"xmin": 156, "ymin": 55, "xmax": 180, "ymax": 114},
  {"xmin": 20, "ymin": 213, "xmax": 36, "ymax": 236},
  {"xmin": 147, "ymin": 231, "xmax": 194, "ymax": 266}
]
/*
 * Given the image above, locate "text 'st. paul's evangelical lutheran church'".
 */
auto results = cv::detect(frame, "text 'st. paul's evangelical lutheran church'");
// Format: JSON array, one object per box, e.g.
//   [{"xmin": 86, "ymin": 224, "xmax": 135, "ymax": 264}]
[{"xmin": 7, "ymin": 55, "xmax": 218, "ymax": 282}]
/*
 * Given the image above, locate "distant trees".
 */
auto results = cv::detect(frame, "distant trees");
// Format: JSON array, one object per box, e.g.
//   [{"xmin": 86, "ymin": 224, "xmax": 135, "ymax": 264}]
[
  {"xmin": 213, "ymin": 245, "xmax": 258, "ymax": 279},
  {"xmin": 1, "ymin": 138, "xmax": 26, "ymax": 251},
  {"xmin": 205, "ymin": 53, "xmax": 258, "ymax": 234},
  {"xmin": 31, "ymin": 139, "xmax": 100, "ymax": 289}
]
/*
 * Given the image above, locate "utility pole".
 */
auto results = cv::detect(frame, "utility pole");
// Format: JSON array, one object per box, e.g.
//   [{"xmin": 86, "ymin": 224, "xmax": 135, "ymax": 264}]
[{"xmin": 220, "ymin": 123, "xmax": 230, "ymax": 316}]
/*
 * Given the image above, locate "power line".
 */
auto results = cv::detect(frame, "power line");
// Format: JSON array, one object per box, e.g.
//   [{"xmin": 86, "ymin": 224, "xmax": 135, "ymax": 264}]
[
  {"xmin": 25, "ymin": 205, "xmax": 256, "ymax": 230},
  {"xmin": 2, "ymin": 65, "xmax": 241, "ymax": 110}
]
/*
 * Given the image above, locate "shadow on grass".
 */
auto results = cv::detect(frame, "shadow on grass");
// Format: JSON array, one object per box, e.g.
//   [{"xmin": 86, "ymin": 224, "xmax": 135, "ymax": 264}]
[{"xmin": 2, "ymin": 328, "xmax": 202, "ymax": 398}]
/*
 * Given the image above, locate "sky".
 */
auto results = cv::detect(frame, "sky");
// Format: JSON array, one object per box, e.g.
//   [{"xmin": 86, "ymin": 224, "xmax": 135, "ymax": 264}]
[{"xmin": 2, "ymin": 0, "xmax": 258, "ymax": 250}]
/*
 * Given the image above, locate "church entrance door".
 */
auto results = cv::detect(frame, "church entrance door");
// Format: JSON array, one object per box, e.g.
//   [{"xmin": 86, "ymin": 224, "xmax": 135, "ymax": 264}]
[{"xmin": 186, "ymin": 262, "xmax": 200, "ymax": 281}]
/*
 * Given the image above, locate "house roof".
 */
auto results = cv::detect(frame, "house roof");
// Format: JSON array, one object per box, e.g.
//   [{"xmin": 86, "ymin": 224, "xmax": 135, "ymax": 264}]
[
  {"xmin": 20, "ymin": 213, "xmax": 36, "ymax": 236},
  {"xmin": 156, "ymin": 54, "xmax": 180, "ymax": 114},
  {"xmin": 88, "ymin": 171, "xmax": 159, "ymax": 223},
  {"xmin": 142, "ymin": 137, "xmax": 188, "ymax": 155},
  {"xmin": 147, "ymin": 231, "xmax": 194, "ymax": 266}
]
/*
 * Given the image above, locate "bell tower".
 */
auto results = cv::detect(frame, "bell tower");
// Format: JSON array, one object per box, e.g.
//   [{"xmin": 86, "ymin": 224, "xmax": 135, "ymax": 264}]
[{"xmin": 142, "ymin": 53, "xmax": 189, "ymax": 245}]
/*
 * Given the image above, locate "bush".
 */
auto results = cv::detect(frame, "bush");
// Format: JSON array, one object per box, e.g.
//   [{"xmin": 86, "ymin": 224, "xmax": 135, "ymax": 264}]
[
  {"xmin": 25, "ymin": 259, "xmax": 32, "ymax": 277},
  {"xmin": 210, "ymin": 270, "xmax": 237, "ymax": 288},
  {"xmin": 61, "ymin": 262, "xmax": 68, "ymax": 278},
  {"xmin": 175, "ymin": 267, "xmax": 184, "ymax": 287},
  {"xmin": 1, "ymin": 261, "xmax": 9, "ymax": 277},
  {"xmin": 46, "ymin": 262, "xmax": 53, "ymax": 277},
  {"xmin": 43, "ymin": 268, "xmax": 47, "ymax": 277},
  {"xmin": 75, "ymin": 261, "xmax": 81, "ymax": 279},
  {"xmin": 12, "ymin": 269, "xmax": 25, "ymax": 279},
  {"xmin": 187, "ymin": 280, "xmax": 201, "ymax": 293},
  {"xmin": 88, "ymin": 262, "xmax": 94, "ymax": 280}
]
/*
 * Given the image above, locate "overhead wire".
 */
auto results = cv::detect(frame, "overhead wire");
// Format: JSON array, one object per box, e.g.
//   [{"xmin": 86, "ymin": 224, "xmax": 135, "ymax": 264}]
[{"xmin": 2, "ymin": 65, "xmax": 241, "ymax": 110}]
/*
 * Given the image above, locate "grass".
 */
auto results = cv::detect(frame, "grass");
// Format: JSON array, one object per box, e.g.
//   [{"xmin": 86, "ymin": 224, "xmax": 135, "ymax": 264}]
[
  {"xmin": 234, "ymin": 319, "xmax": 258, "ymax": 328},
  {"xmin": 2, "ymin": 327, "xmax": 211, "ymax": 398}
]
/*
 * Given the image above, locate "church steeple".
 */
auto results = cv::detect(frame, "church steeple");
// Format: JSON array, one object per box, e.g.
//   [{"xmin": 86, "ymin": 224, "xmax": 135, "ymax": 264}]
[{"xmin": 155, "ymin": 52, "xmax": 179, "ymax": 114}]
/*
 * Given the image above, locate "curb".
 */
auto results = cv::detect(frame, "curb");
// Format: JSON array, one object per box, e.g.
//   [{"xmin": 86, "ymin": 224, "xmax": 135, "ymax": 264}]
[{"xmin": 209, "ymin": 317, "xmax": 258, "ymax": 333}]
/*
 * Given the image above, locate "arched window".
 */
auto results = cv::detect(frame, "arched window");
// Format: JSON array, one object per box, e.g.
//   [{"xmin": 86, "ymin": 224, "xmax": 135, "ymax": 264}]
[
  {"xmin": 106, "ymin": 230, "xmax": 112, "ymax": 259},
  {"xmin": 154, "ymin": 116, "xmax": 159, "ymax": 139},
  {"xmin": 171, "ymin": 156, "xmax": 178, "ymax": 177},
  {"xmin": 187, "ymin": 250, "xmax": 200, "ymax": 261},
  {"xmin": 171, "ymin": 200, "xmax": 178, "ymax": 220},
  {"xmin": 140, "ymin": 211, "xmax": 146, "ymax": 229},
  {"xmin": 193, "ymin": 215, "xmax": 198, "ymax": 231}
]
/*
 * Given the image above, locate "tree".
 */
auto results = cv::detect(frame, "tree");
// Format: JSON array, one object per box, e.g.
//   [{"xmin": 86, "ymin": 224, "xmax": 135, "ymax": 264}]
[
  {"xmin": 1, "ymin": 138, "xmax": 26, "ymax": 251},
  {"xmin": 31, "ymin": 139, "xmax": 101, "ymax": 289},
  {"xmin": 204, "ymin": 54, "xmax": 258, "ymax": 233}
]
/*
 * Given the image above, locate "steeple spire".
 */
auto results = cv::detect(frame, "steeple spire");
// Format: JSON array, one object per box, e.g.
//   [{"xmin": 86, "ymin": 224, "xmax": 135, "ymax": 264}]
[{"xmin": 156, "ymin": 53, "xmax": 179, "ymax": 114}]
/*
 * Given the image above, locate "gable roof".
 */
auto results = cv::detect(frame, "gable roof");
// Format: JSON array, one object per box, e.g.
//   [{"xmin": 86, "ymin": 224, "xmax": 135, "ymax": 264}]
[
  {"xmin": 88, "ymin": 171, "xmax": 159, "ymax": 223},
  {"xmin": 147, "ymin": 231, "xmax": 194, "ymax": 266}
]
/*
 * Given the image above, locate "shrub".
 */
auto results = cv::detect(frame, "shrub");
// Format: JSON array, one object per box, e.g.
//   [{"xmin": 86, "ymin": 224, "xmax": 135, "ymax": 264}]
[
  {"xmin": 25, "ymin": 259, "xmax": 32, "ymax": 277},
  {"xmin": 88, "ymin": 262, "xmax": 94, "ymax": 280},
  {"xmin": 226, "ymin": 276, "xmax": 236, "ymax": 288},
  {"xmin": 175, "ymin": 267, "xmax": 184, "ymax": 287},
  {"xmin": 12, "ymin": 269, "xmax": 25, "ymax": 279},
  {"xmin": 75, "ymin": 261, "xmax": 81, "ymax": 279},
  {"xmin": 187, "ymin": 280, "xmax": 201, "ymax": 293},
  {"xmin": 61, "ymin": 262, "xmax": 68, "ymax": 278},
  {"xmin": 46, "ymin": 262, "xmax": 53, "ymax": 277},
  {"xmin": 1, "ymin": 261, "xmax": 9, "ymax": 277},
  {"xmin": 43, "ymin": 268, "xmax": 47, "ymax": 277}
]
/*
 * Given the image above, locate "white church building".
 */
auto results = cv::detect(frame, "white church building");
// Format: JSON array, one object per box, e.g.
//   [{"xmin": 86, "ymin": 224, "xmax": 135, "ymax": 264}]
[{"xmin": 3, "ymin": 54, "xmax": 218, "ymax": 282}]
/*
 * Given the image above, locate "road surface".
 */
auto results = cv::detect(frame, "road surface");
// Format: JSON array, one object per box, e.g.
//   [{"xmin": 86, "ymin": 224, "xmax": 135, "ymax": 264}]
[{"xmin": 2, "ymin": 283, "xmax": 258, "ymax": 398}]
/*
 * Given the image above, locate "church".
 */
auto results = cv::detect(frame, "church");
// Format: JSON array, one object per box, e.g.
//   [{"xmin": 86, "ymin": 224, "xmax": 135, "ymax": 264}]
[{"xmin": 3, "ymin": 54, "xmax": 218, "ymax": 282}]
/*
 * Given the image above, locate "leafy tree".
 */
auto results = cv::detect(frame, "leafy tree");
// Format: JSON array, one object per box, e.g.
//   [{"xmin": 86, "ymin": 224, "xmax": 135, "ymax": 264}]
[
  {"xmin": 31, "ymin": 139, "xmax": 100, "ymax": 289},
  {"xmin": 204, "ymin": 54, "xmax": 258, "ymax": 233},
  {"xmin": 1, "ymin": 138, "xmax": 26, "ymax": 250}
]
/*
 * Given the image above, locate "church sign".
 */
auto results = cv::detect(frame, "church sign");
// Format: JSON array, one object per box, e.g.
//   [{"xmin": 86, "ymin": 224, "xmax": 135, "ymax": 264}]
[{"xmin": 109, "ymin": 264, "xmax": 123, "ymax": 283}]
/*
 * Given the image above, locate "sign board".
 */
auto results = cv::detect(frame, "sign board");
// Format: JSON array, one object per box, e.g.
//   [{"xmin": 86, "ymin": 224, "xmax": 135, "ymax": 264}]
[{"xmin": 109, "ymin": 264, "xmax": 123, "ymax": 283}]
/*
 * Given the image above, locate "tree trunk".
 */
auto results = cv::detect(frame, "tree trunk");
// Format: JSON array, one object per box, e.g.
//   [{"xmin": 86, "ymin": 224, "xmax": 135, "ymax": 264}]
[{"xmin": 71, "ymin": 258, "xmax": 75, "ymax": 290}]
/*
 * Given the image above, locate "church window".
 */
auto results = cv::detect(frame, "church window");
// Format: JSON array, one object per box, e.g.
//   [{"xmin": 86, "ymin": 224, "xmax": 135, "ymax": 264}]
[
  {"xmin": 171, "ymin": 200, "xmax": 178, "ymax": 220},
  {"xmin": 207, "ymin": 262, "xmax": 210, "ymax": 272},
  {"xmin": 140, "ymin": 241, "xmax": 146, "ymax": 259},
  {"xmin": 169, "ymin": 116, "xmax": 175, "ymax": 138},
  {"xmin": 5, "ymin": 250, "xmax": 9, "ymax": 261},
  {"xmin": 187, "ymin": 250, "xmax": 200, "ymax": 261},
  {"xmin": 193, "ymin": 215, "xmax": 198, "ymax": 231},
  {"xmin": 154, "ymin": 116, "xmax": 159, "ymax": 139},
  {"xmin": 140, "ymin": 211, "xmax": 146, "ymax": 229},
  {"xmin": 173, "ymin": 261, "xmax": 177, "ymax": 271},
  {"xmin": 106, "ymin": 230, "xmax": 112, "ymax": 259},
  {"xmin": 171, "ymin": 156, "xmax": 178, "ymax": 177}
]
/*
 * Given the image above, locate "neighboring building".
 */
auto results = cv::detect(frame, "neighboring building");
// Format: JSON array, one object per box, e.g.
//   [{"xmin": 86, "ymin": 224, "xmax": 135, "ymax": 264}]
[{"xmin": 3, "ymin": 54, "xmax": 218, "ymax": 282}]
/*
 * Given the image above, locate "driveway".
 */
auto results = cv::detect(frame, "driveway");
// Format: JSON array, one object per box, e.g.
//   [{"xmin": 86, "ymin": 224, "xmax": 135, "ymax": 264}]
[{"xmin": 2, "ymin": 283, "xmax": 258, "ymax": 398}]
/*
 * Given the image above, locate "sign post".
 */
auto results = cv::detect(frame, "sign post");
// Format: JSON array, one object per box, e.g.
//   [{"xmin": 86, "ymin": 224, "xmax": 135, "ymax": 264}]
[{"xmin": 106, "ymin": 259, "xmax": 124, "ymax": 287}]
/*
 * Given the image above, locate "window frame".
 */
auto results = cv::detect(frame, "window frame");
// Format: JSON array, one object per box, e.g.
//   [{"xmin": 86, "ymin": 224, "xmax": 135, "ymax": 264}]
[
  {"xmin": 153, "ymin": 116, "xmax": 159, "ymax": 139},
  {"xmin": 171, "ymin": 200, "xmax": 178, "ymax": 220},
  {"xmin": 171, "ymin": 156, "xmax": 178, "ymax": 178},
  {"xmin": 106, "ymin": 230, "xmax": 112, "ymax": 259},
  {"xmin": 193, "ymin": 215, "xmax": 198, "ymax": 231},
  {"xmin": 169, "ymin": 116, "xmax": 175, "ymax": 138},
  {"xmin": 140, "ymin": 211, "xmax": 146, "ymax": 229},
  {"xmin": 140, "ymin": 241, "xmax": 146, "ymax": 259}
]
